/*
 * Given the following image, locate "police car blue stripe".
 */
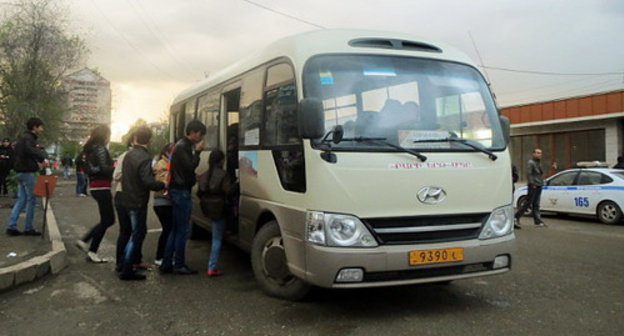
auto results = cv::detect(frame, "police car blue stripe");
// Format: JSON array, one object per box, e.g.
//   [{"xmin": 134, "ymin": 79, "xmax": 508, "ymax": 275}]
[{"xmin": 518, "ymin": 186, "xmax": 624, "ymax": 191}]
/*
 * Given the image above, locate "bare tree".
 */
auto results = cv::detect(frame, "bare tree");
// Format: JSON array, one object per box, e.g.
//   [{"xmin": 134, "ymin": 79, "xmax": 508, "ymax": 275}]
[{"xmin": 0, "ymin": 0, "xmax": 87, "ymax": 143}]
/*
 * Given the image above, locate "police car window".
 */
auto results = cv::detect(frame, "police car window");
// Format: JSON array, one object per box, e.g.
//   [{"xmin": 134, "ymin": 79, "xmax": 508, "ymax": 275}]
[
  {"xmin": 577, "ymin": 171, "xmax": 609, "ymax": 185},
  {"xmin": 548, "ymin": 172, "xmax": 577, "ymax": 186},
  {"xmin": 600, "ymin": 174, "xmax": 613, "ymax": 184}
]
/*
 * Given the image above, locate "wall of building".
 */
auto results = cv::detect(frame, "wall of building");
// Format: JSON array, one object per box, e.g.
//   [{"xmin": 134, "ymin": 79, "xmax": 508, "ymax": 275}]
[{"xmin": 61, "ymin": 69, "xmax": 111, "ymax": 143}]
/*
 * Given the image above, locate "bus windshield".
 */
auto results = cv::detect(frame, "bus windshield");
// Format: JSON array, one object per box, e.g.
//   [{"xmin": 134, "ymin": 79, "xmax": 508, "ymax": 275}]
[{"xmin": 303, "ymin": 55, "xmax": 505, "ymax": 151}]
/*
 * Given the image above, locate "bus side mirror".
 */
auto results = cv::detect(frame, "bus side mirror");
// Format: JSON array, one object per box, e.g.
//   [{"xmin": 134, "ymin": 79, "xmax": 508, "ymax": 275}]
[
  {"xmin": 299, "ymin": 98, "xmax": 325, "ymax": 139},
  {"xmin": 500, "ymin": 115, "xmax": 510, "ymax": 143}
]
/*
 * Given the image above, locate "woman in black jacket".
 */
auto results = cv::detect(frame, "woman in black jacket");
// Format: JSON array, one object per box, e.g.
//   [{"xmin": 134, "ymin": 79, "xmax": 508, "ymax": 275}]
[{"xmin": 76, "ymin": 126, "xmax": 115, "ymax": 263}]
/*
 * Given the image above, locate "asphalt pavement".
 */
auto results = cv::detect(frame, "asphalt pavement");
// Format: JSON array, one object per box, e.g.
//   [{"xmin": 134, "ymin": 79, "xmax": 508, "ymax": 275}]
[{"xmin": 0, "ymin": 181, "xmax": 623, "ymax": 336}]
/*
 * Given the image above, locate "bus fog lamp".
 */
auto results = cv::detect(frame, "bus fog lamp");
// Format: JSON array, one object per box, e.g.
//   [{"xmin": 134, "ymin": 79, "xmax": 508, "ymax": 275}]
[
  {"xmin": 336, "ymin": 268, "xmax": 364, "ymax": 282},
  {"xmin": 493, "ymin": 255, "xmax": 509, "ymax": 269}
]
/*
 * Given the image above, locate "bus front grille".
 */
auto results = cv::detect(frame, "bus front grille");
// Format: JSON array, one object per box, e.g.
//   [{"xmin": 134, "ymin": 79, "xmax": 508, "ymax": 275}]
[{"xmin": 363, "ymin": 213, "xmax": 488, "ymax": 245}]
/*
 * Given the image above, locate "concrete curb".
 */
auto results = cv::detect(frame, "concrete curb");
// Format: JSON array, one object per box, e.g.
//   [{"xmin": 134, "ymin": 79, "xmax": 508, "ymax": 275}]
[{"xmin": 0, "ymin": 199, "xmax": 67, "ymax": 292}]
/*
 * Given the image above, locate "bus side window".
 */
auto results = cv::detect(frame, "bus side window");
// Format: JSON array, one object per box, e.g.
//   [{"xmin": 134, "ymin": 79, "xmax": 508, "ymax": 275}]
[
  {"xmin": 239, "ymin": 69, "xmax": 264, "ymax": 148},
  {"xmin": 264, "ymin": 63, "xmax": 305, "ymax": 193},
  {"xmin": 198, "ymin": 92, "xmax": 220, "ymax": 149}
]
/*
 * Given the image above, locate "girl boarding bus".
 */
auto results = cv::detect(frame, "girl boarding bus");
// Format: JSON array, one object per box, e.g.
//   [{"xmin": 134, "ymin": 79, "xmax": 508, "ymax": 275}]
[{"xmin": 170, "ymin": 29, "xmax": 515, "ymax": 300}]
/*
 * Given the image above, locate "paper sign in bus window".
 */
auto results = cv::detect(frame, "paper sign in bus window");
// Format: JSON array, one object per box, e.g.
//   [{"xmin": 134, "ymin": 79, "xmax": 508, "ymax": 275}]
[
  {"xmin": 244, "ymin": 128, "xmax": 260, "ymax": 146},
  {"xmin": 398, "ymin": 130, "xmax": 450, "ymax": 148},
  {"xmin": 363, "ymin": 67, "xmax": 396, "ymax": 77}
]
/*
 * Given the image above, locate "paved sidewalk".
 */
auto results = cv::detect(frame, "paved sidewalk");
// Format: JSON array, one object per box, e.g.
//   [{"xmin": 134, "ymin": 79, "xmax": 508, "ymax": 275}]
[
  {"xmin": 0, "ymin": 180, "xmax": 68, "ymax": 292},
  {"xmin": 0, "ymin": 196, "xmax": 50, "ymax": 268}
]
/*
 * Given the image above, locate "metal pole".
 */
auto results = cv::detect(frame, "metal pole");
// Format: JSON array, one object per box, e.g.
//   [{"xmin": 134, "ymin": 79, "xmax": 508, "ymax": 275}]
[{"xmin": 41, "ymin": 181, "xmax": 49, "ymax": 239}]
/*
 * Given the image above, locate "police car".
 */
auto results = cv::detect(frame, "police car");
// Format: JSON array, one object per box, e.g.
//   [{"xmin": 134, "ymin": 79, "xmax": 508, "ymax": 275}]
[{"xmin": 513, "ymin": 163, "xmax": 624, "ymax": 224}]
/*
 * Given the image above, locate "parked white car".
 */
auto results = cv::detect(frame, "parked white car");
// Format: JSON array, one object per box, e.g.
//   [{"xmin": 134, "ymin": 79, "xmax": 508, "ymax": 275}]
[{"xmin": 513, "ymin": 168, "xmax": 624, "ymax": 224}]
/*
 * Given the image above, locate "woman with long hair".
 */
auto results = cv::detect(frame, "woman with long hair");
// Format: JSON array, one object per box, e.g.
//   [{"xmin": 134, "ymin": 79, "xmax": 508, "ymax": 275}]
[
  {"xmin": 76, "ymin": 125, "xmax": 115, "ymax": 263},
  {"xmin": 198, "ymin": 149, "xmax": 236, "ymax": 276},
  {"xmin": 152, "ymin": 143, "xmax": 173, "ymax": 266}
]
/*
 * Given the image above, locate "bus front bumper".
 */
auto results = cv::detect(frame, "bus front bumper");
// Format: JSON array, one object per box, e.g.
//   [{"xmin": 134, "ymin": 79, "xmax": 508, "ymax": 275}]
[{"xmin": 301, "ymin": 234, "xmax": 515, "ymax": 288}]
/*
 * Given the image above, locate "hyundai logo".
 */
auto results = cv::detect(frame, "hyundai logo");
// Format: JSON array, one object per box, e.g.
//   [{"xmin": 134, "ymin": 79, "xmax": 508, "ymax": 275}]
[{"xmin": 417, "ymin": 186, "xmax": 447, "ymax": 205}]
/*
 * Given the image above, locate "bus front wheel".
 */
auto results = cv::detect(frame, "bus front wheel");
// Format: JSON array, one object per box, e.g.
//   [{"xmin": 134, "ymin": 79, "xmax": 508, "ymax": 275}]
[{"xmin": 251, "ymin": 220, "xmax": 310, "ymax": 301}]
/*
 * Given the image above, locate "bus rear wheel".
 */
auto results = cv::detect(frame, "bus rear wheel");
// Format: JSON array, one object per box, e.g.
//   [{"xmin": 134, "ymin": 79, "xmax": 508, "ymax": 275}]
[{"xmin": 251, "ymin": 220, "xmax": 310, "ymax": 301}]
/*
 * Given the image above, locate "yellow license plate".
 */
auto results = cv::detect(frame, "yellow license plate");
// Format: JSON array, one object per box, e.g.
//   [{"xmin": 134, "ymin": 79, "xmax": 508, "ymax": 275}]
[{"xmin": 409, "ymin": 248, "xmax": 464, "ymax": 265}]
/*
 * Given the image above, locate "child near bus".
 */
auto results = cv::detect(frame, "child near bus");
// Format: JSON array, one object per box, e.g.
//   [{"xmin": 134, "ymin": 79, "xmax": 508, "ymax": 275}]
[{"xmin": 198, "ymin": 149, "xmax": 236, "ymax": 277}]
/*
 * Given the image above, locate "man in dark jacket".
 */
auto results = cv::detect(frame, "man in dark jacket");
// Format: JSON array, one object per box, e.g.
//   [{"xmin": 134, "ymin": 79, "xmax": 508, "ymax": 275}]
[
  {"xmin": 0, "ymin": 138, "xmax": 14, "ymax": 196},
  {"xmin": 515, "ymin": 148, "xmax": 547, "ymax": 227},
  {"xmin": 6, "ymin": 118, "xmax": 47, "ymax": 236},
  {"xmin": 118, "ymin": 126, "xmax": 165, "ymax": 280},
  {"xmin": 160, "ymin": 120, "xmax": 205, "ymax": 275},
  {"xmin": 614, "ymin": 156, "xmax": 624, "ymax": 169}
]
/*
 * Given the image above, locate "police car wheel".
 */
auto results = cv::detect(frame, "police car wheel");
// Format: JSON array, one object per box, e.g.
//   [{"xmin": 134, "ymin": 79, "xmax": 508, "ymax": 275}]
[
  {"xmin": 251, "ymin": 220, "xmax": 310, "ymax": 301},
  {"xmin": 597, "ymin": 201, "xmax": 622, "ymax": 225},
  {"xmin": 517, "ymin": 196, "xmax": 531, "ymax": 216}
]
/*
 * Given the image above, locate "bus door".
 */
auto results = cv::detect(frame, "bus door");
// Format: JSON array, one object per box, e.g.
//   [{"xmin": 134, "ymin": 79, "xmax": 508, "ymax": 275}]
[{"xmin": 222, "ymin": 88, "xmax": 241, "ymax": 234}]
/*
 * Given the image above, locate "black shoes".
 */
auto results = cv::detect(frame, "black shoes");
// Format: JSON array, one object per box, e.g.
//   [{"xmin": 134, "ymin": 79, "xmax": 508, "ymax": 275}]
[
  {"xmin": 173, "ymin": 266, "xmax": 198, "ymax": 275},
  {"xmin": 159, "ymin": 265, "xmax": 198, "ymax": 275},
  {"xmin": 159, "ymin": 266, "xmax": 173, "ymax": 274},
  {"xmin": 23, "ymin": 230, "xmax": 42, "ymax": 236},
  {"xmin": 6, "ymin": 229, "xmax": 22, "ymax": 236},
  {"xmin": 119, "ymin": 272, "xmax": 147, "ymax": 281},
  {"xmin": 535, "ymin": 221, "xmax": 547, "ymax": 227}
]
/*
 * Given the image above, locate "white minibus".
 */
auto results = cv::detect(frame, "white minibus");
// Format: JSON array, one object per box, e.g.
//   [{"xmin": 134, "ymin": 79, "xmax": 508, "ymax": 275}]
[{"xmin": 169, "ymin": 29, "xmax": 515, "ymax": 300}]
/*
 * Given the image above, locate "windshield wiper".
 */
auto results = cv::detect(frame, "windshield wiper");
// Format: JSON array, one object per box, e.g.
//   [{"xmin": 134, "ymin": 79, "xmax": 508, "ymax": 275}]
[
  {"xmin": 346, "ymin": 136, "xmax": 427, "ymax": 162},
  {"xmin": 413, "ymin": 138, "xmax": 497, "ymax": 161}
]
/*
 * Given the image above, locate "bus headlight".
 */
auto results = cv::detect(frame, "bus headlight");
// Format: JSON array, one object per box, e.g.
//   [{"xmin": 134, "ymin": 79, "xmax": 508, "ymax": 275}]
[
  {"xmin": 479, "ymin": 205, "xmax": 514, "ymax": 240},
  {"xmin": 305, "ymin": 211, "xmax": 378, "ymax": 247}
]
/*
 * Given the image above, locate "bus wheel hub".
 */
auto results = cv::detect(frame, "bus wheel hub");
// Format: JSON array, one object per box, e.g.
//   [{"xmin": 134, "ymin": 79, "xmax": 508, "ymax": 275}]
[{"xmin": 263, "ymin": 239, "xmax": 289, "ymax": 280}]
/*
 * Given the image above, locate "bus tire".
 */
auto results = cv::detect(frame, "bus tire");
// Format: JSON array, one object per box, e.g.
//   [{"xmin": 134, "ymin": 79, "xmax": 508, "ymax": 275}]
[
  {"xmin": 251, "ymin": 220, "xmax": 310, "ymax": 301},
  {"xmin": 597, "ymin": 201, "xmax": 622, "ymax": 225}
]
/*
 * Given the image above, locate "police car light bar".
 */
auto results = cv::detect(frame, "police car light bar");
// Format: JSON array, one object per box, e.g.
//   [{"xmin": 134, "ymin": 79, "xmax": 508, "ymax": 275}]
[{"xmin": 575, "ymin": 161, "xmax": 609, "ymax": 168}]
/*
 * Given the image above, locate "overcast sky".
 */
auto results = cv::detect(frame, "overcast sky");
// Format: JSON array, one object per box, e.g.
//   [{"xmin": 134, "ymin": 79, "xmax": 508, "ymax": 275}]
[{"xmin": 59, "ymin": 0, "xmax": 624, "ymax": 140}]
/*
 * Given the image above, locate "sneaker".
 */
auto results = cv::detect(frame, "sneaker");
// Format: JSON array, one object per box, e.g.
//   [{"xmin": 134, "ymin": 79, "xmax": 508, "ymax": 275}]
[
  {"xmin": 119, "ymin": 272, "xmax": 147, "ymax": 281},
  {"xmin": 23, "ymin": 230, "xmax": 42, "ymax": 236},
  {"xmin": 79, "ymin": 194, "xmax": 88, "ymax": 197},
  {"xmin": 75, "ymin": 240, "xmax": 89, "ymax": 252},
  {"xmin": 535, "ymin": 222, "xmax": 547, "ymax": 227},
  {"xmin": 154, "ymin": 259, "xmax": 162, "ymax": 267},
  {"xmin": 514, "ymin": 224, "xmax": 521, "ymax": 230},
  {"xmin": 207, "ymin": 270, "xmax": 223, "ymax": 277},
  {"xmin": 6, "ymin": 228, "xmax": 22, "ymax": 236},
  {"xmin": 173, "ymin": 266, "xmax": 198, "ymax": 275},
  {"xmin": 86, "ymin": 251, "xmax": 109, "ymax": 263}
]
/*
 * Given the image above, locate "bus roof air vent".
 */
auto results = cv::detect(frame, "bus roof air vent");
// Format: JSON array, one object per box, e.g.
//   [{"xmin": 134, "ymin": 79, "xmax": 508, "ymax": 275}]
[{"xmin": 349, "ymin": 38, "xmax": 442, "ymax": 53}]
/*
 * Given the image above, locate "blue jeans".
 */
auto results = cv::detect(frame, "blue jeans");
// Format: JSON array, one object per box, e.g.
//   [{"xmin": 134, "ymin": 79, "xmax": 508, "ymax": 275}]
[
  {"xmin": 162, "ymin": 189, "xmax": 192, "ymax": 269},
  {"xmin": 121, "ymin": 208, "xmax": 147, "ymax": 275},
  {"xmin": 208, "ymin": 218, "xmax": 225, "ymax": 271},
  {"xmin": 7, "ymin": 173, "xmax": 37, "ymax": 232},
  {"xmin": 63, "ymin": 166, "xmax": 70, "ymax": 178},
  {"xmin": 76, "ymin": 172, "xmax": 87, "ymax": 195}
]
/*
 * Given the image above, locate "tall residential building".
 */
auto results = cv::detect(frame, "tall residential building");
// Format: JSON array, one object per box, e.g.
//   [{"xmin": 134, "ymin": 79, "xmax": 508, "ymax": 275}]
[{"xmin": 61, "ymin": 68, "xmax": 111, "ymax": 143}]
